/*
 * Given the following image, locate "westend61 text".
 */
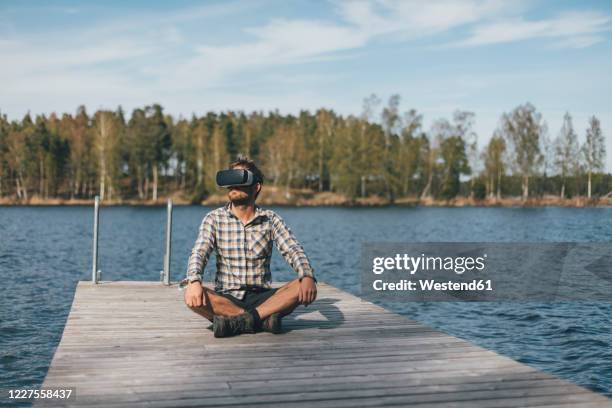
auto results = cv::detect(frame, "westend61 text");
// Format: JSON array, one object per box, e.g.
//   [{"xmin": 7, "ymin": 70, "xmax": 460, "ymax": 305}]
[{"xmin": 373, "ymin": 279, "xmax": 493, "ymax": 291}]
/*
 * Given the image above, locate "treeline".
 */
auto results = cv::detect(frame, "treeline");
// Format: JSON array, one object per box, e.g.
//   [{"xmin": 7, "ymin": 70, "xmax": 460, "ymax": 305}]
[{"xmin": 0, "ymin": 95, "xmax": 608, "ymax": 203}]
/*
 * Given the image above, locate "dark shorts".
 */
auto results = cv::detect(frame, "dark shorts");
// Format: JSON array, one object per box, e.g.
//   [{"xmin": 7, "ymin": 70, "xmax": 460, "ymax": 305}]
[{"xmin": 215, "ymin": 287, "xmax": 278, "ymax": 312}]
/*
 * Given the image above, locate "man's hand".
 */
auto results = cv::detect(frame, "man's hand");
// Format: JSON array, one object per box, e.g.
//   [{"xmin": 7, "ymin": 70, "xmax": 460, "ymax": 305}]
[
  {"xmin": 184, "ymin": 281, "xmax": 205, "ymax": 307},
  {"xmin": 298, "ymin": 277, "xmax": 317, "ymax": 306}
]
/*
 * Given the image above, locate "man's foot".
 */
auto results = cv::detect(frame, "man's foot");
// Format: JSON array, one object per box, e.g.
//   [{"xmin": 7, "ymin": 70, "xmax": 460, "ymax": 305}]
[
  {"xmin": 213, "ymin": 313, "xmax": 255, "ymax": 338},
  {"xmin": 261, "ymin": 313, "xmax": 282, "ymax": 334}
]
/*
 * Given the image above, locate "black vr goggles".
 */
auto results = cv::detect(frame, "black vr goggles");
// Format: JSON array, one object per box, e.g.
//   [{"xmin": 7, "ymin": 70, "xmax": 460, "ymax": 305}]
[{"xmin": 216, "ymin": 169, "xmax": 259, "ymax": 188}]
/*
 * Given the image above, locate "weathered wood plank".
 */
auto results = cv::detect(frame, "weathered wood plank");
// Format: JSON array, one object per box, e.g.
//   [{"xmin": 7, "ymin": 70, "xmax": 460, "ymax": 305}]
[{"xmin": 36, "ymin": 281, "xmax": 611, "ymax": 408}]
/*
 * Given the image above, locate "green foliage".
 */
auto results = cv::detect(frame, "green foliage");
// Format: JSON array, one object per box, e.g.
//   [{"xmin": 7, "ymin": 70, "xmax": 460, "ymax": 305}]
[
  {"xmin": 0, "ymin": 100, "xmax": 608, "ymax": 202},
  {"xmin": 500, "ymin": 103, "xmax": 546, "ymax": 199},
  {"xmin": 439, "ymin": 136, "xmax": 470, "ymax": 199},
  {"xmin": 472, "ymin": 178, "xmax": 487, "ymax": 200}
]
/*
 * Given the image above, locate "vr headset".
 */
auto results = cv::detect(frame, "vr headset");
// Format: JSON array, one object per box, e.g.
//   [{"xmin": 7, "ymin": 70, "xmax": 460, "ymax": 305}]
[{"xmin": 216, "ymin": 169, "xmax": 259, "ymax": 188}]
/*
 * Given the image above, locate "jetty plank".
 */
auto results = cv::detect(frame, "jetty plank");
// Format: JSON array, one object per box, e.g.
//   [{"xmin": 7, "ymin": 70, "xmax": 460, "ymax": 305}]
[{"xmin": 37, "ymin": 281, "xmax": 611, "ymax": 407}]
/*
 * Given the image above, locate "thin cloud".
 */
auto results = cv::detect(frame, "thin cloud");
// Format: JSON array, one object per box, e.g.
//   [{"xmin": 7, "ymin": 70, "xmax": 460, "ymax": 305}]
[
  {"xmin": 552, "ymin": 35, "xmax": 605, "ymax": 49},
  {"xmin": 451, "ymin": 11, "xmax": 611, "ymax": 48},
  {"xmin": 3, "ymin": 0, "xmax": 605, "ymax": 98},
  {"xmin": 173, "ymin": 0, "xmax": 515, "ymax": 89},
  {"xmin": 336, "ymin": 0, "xmax": 518, "ymax": 37}
]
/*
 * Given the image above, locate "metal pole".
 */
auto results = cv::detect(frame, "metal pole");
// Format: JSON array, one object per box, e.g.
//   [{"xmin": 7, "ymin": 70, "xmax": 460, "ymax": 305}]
[
  {"xmin": 163, "ymin": 199, "xmax": 173, "ymax": 285},
  {"xmin": 92, "ymin": 195, "xmax": 100, "ymax": 283}
]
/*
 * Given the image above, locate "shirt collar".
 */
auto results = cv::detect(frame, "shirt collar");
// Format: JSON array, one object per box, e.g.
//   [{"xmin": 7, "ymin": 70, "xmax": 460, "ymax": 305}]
[{"xmin": 224, "ymin": 201, "xmax": 265, "ymax": 225}]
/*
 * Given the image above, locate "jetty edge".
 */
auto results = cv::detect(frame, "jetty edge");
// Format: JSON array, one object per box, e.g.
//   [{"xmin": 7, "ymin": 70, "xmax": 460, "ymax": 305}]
[{"xmin": 36, "ymin": 281, "xmax": 612, "ymax": 407}]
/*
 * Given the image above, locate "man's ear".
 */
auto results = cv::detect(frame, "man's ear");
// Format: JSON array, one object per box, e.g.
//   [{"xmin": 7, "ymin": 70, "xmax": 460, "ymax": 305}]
[{"xmin": 251, "ymin": 182, "xmax": 262, "ymax": 200}]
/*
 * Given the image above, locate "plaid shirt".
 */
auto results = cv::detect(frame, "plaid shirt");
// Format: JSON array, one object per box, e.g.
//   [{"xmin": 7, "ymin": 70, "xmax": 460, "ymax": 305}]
[{"xmin": 184, "ymin": 202, "xmax": 316, "ymax": 299}]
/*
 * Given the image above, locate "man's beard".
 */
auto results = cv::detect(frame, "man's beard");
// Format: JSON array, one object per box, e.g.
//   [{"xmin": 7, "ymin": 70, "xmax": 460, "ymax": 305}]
[{"xmin": 230, "ymin": 193, "xmax": 252, "ymax": 206}]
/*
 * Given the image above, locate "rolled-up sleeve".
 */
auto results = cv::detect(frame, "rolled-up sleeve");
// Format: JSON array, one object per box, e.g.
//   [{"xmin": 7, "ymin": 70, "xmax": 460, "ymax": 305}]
[
  {"xmin": 271, "ymin": 214, "xmax": 316, "ymax": 282},
  {"xmin": 185, "ymin": 213, "xmax": 216, "ymax": 283}
]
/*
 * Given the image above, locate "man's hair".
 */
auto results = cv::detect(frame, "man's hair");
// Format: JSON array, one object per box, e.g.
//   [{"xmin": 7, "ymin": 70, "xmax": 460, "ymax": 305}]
[{"xmin": 229, "ymin": 155, "xmax": 265, "ymax": 185}]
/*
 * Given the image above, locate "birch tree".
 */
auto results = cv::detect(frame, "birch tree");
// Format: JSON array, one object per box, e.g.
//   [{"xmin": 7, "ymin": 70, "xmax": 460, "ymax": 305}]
[
  {"xmin": 581, "ymin": 116, "xmax": 606, "ymax": 198},
  {"xmin": 501, "ymin": 103, "xmax": 545, "ymax": 200},
  {"xmin": 482, "ymin": 133, "xmax": 506, "ymax": 199},
  {"xmin": 454, "ymin": 111, "xmax": 478, "ymax": 198},
  {"xmin": 381, "ymin": 95, "xmax": 401, "ymax": 200},
  {"xmin": 421, "ymin": 119, "xmax": 452, "ymax": 199},
  {"xmin": 6, "ymin": 126, "xmax": 29, "ymax": 200},
  {"xmin": 0, "ymin": 114, "xmax": 9, "ymax": 197},
  {"xmin": 314, "ymin": 109, "xmax": 334, "ymax": 192},
  {"xmin": 399, "ymin": 109, "xmax": 424, "ymax": 196},
  {"xmin": 93, "ymin": 111, "xmax": 122, "ymax": 201},
  {"xmin": 440, "ymin": 135, "xmax": 470, "ymax": 199},
  {"xmin": 553, "ymin": 112, "xmax": 579, "ymax": 198}
]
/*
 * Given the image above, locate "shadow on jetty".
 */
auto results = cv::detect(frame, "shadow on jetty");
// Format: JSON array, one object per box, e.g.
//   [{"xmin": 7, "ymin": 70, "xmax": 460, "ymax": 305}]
[{"xmin": 283, "ymin": 297, "xmax": 345, "ymax": 332}]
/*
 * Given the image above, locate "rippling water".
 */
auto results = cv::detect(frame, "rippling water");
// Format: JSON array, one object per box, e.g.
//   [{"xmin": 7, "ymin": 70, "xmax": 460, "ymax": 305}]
[{"xmin": 1, "ymin": 205, "xmax": 611, "ymax": 402}]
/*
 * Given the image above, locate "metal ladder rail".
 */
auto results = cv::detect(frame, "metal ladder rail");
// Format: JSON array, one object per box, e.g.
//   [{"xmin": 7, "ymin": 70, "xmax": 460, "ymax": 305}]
[{"xmin": 91, "ymin": 196, "xmax": 173, "ymax": 285}]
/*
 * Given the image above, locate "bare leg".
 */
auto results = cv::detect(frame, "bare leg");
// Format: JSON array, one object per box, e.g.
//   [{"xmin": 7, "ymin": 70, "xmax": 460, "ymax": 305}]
[
  {"xmin": 188, "ymin": 288, "xmax": 245, "ymax": 322},
  {"xmin": 256, "ymin": 279, "xmax": 306, "ymax": 320}
]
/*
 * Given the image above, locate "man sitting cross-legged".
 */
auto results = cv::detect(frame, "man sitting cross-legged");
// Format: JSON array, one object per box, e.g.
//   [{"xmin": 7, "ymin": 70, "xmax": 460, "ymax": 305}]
[{"xmin": 181, "ymin": 156, "xmax": 317, "ymax": 337}]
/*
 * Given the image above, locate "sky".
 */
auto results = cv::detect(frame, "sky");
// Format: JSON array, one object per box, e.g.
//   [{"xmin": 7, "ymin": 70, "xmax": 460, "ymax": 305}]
[{"xmin": 1, "ymin": 0, "xmax": 611, "ymax": 170}]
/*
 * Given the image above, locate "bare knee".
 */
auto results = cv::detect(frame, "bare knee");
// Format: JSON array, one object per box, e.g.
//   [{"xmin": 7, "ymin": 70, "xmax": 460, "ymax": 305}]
[
  {"xmin": 277, "ymin": 279, "xmax": 300, "ymax": 301},
  {"xmin": 288, "ymin": 278, "xmax": 301, "ymax": 292}
]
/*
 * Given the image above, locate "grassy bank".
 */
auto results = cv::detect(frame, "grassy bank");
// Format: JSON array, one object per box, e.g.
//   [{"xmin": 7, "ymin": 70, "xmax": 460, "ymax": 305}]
[{"xmin": 1, "ymin": 186, "xmax": 611, "ymax": 207}]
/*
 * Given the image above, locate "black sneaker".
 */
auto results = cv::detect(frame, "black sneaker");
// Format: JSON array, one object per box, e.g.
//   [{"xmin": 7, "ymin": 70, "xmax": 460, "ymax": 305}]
[
  {"xmin": 213, "ymin": 313, "xmax": 255, "ymax": 338},
  {"xmin": 261, "ymin": 313, "xmax": 282, "ymax": 334}
]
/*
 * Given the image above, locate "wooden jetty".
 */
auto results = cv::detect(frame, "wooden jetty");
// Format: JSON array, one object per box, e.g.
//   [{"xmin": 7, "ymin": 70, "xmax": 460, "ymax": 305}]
[{"xmin": 38, "ymin": 281, "xmax": 611, "ymax": 407}]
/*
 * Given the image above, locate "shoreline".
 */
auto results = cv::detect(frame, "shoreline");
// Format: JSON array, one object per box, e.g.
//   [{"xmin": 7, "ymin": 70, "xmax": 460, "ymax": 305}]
[{"xmin": 1, "ymin": 193, "xmax": 611, "ymax": 208}]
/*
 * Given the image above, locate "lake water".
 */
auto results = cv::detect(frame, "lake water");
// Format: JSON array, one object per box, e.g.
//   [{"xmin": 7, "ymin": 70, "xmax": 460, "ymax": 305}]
[{"xmin": 1, "ymin": 205, "xmax": 611, "ymax": 403}]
